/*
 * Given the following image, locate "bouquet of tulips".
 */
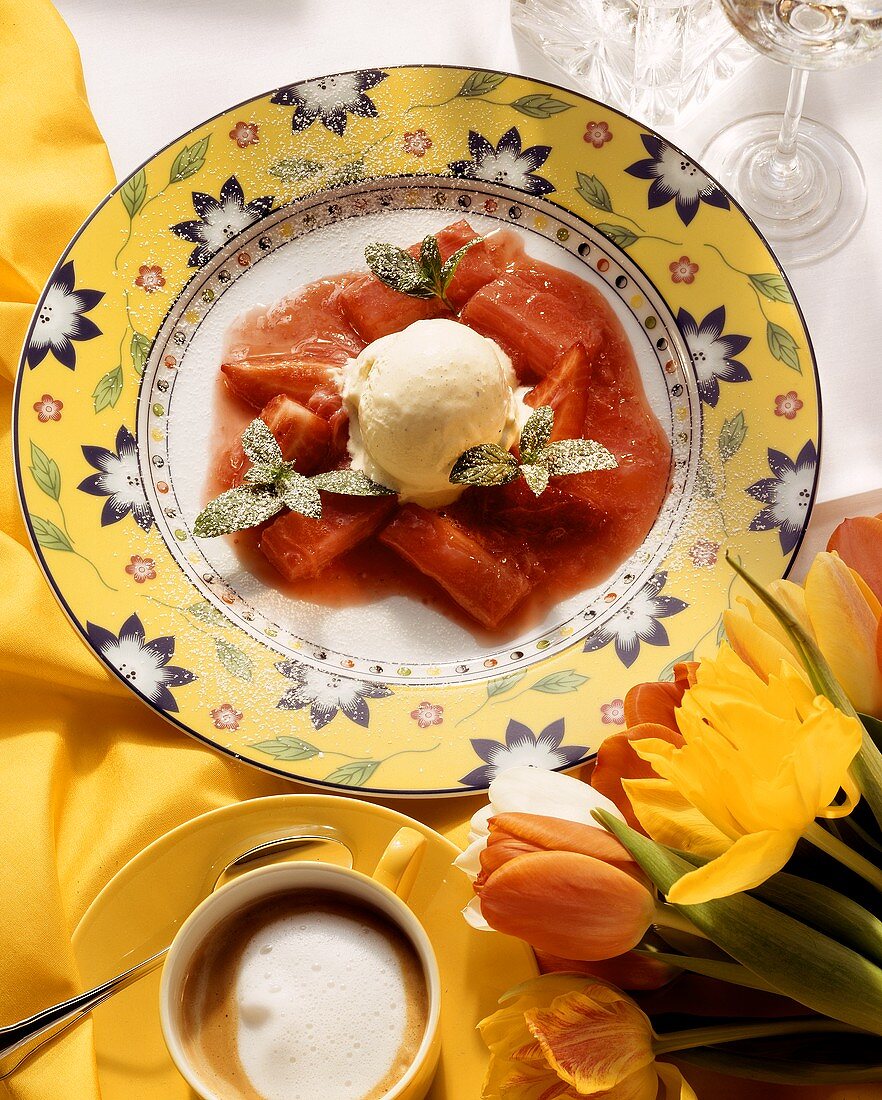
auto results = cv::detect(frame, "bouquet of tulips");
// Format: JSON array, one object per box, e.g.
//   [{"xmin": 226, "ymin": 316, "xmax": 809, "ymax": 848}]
[{"xmin": 456, "ymin": 512, "xmax": 882, "ymax": 1098}]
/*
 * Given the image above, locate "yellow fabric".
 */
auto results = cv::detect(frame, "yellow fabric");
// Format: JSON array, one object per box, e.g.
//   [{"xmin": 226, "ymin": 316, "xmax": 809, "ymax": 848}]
[{"xmin": 0, "ymin": 6, "xmax": 874, "ymax": 1100}]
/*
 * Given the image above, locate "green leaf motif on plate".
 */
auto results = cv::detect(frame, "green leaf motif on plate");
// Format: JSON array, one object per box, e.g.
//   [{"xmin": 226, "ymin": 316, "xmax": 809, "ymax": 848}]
[
  {"xmin": 31, "ymin": 515, "xmax": 72, "ymax": 553},
  {"xmin": 487, "ymin": 671, "xmax": 527, "ymax": 698},
  {"xmin": 120, "ymin": 168, "xmax": 147, "ymax": 219},
  {"xmin": 596, "ymin": 223, "xmax": 638, "ymax": 249},
  {"xmin": 575, "ymin": 173, "xmax": 613, "ymax": 213},
  {"xmin": 767, "ymin": 321, "xmax": 801, "ymax": 373},
  {"xmin": 168, "ymin": 135, "xmax": 210, "ymax": 185},
  {"xmin": 326, "ymin": 160, "xmax": 367, "ymax": 188},
  {"xmin": 254, "ymin": 736, "xmax": 321, "ymax": 761},
  {"xmin": 187, "ymin": 599, "xmax": 228, "ymax": 628},
  {"xmin": 325, "ymin": 759, "xmax": 381, "ymax": 787},
  {"xmin": 748, "ymin": 272, "xmax": 793, "ymax": 304},
  {"xmin": 29, "ymin": 441, "xmax": 61, "ymax": 501},
  {"xmin": 92, "ymin": 366, "xmax": 123, "ymax": 413},
  {"xmin": 269, "ymin": 157, "xmax": 324, "ymax": 183},
  {"xmin": 530, "ymin": 670, "xmax": 589, "ymax": 694},
  {"xmin": 215, "ymin": 637, "xmax": 253, "ymax": 682},
  {"xmin": 130, "ymin": 332, "xmax": 151, "ymax": 376},
  {"xmin": 718, "ymin": 410, "xmax": 747, "ymax": 463},
  {"xmin": 695, "ymin": 456, "xmax": 717, "ymax": 499},
  {"xmin": 457, "ymin": 71, "xmax": 507, "ymax": 97},
  {"xmin": 509, "ymin": 93, "xmax": 573, "ymax": 118}
]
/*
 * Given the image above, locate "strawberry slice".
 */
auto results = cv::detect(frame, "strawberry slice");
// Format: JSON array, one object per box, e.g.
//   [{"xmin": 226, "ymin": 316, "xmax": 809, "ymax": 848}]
[
  {"xmin": 221, "ymin": 356, "xmax": 341, "ymax": 411},
  {"xmin": 261, "ymin": 495, "xmax": 397, "ymax": 582},
  {"xmin": 221, "ymin": 395, "xmax": 334, "ymax": 488},
  {"xmin": 379, "ymin": 504, "xmax": 535, "ymax": 628},
  {"xmin": 525, "ymin": 342, "xmax": 594, "ymax": 441}
]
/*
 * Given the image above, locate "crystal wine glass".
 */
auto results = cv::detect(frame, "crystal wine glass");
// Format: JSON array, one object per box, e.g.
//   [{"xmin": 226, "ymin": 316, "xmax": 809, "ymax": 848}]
[{"xmin": 702, "ymin": 0, "xmax": 882, "ymax": 265}]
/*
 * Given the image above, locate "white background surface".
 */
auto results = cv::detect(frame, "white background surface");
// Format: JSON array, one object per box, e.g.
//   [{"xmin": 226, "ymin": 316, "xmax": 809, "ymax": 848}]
[{"xmin": 54, "ymin": 0, "xmax": 882, "ymax": 504}]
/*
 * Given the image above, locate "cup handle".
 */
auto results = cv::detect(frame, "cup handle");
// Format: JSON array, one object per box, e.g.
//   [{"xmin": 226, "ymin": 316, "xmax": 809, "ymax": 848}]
[{"xmin": 371, "ymin": 827, "xmax": 426, "ymax": 900}]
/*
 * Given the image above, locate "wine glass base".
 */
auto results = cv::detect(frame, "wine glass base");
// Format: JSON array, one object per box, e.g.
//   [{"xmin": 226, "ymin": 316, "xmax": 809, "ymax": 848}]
[{"xmin": 702, "ymin": 113, "xmax": 867, "ymax": 267}]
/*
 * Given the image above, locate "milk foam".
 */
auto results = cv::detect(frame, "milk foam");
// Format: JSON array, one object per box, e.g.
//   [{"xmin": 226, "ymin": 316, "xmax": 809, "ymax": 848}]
[{"xmin": 234, "ymin": 909, "xmax": 415, "ymax": 1100}]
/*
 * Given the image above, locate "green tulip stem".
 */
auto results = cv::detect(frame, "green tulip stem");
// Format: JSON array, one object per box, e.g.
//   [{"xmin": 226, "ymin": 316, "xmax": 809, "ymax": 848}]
[
  {"xmin": 654, "ymin": 1017, "xmax": 862, "ymax": 1056},
  {"xmin": 804, "ymin": 821, "xmax": 882, "ymax": 892},
  {"xmin": 653, "ymin": 903, "xmax": 709, "ymax": 939}
]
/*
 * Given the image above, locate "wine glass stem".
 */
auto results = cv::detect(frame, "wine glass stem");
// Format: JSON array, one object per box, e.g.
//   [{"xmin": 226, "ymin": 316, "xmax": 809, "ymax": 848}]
[{"xmin": 767, "ymin": 68, "xmax": 809, "ymax": 186}]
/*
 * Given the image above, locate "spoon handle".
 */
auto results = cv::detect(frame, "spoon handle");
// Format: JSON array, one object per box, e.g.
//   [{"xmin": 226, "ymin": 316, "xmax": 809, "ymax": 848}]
[{"xmin": 0, "ymin": 948, "xmax": 168, "ymax": 1078}]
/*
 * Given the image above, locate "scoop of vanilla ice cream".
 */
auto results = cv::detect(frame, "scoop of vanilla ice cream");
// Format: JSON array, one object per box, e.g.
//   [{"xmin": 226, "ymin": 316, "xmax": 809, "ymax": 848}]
[{"xmin": 342, "ymin": 318, "xmax": 528, "ymax": 507}]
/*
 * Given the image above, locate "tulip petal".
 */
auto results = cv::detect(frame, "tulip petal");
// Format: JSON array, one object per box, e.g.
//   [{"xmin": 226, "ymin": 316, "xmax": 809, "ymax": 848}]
[
  {"xmin": 453, "ymin": 835, "xmax": 486, "ymax": 881},
  {"xmin": 723, "ymin": 608, "xmax": 802, "ymax": 683},
  {"xmin": 477, "ymin": 850, "xmax": 656, "ymax": 960},
  {"xmin": 490, "ymin": 765, "xmax": 625, "ymax": 825},
  {"xmin": 462, "ymin": 895, "xmax": 492, "ymax": 931},
  {"xmin": 623, "ymin": 778, "xmax": 730, "ymax": 857},
  {"xmin": 656, "ymin": 1062, "xmax": 698, "ymax": 1100},
  {"xmin": 592, "ymin": 724, "xmax": 684, "ymax": 832},
  {"xmin": 486, "ymin": 812, "xmax": 638, "ymax": 875},
  {"xmin": 666, "ymin": 828, "xmax": 800, "ymax": 904},
  {"xmin": 828, "ymin": 515, "xmax": 882, "ymax": 604},
  {"xmin": 805, "ymin": 552, "xmax": 882, "ymax": 716},
  {"xmin": 624, "ymin": 680, "xmax": 684, "ymax": 730},
  {"xmin": 524, "ymin": 986, "xmax": 656, "ymax": 1096}
]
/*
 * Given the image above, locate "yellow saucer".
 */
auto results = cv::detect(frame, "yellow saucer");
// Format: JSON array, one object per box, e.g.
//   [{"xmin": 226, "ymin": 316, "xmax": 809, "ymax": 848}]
[{"xmin": 72, "ymin": 794, "xmax": 536, "ymax": 1098}]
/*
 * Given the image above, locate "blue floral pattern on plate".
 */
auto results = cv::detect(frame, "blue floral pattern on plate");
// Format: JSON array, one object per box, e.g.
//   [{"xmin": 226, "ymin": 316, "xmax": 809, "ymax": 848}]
[
  {"xmin": 271, "ymin": 70, "xmax": 388, "ymax": 135},
  {"xmin": 449, "ymin": 127, "xmax": 554, "ymax": 196},
  {"xmin": 747, "ymin": 441, "xmax": 817, "ymax": 555},
  {"xmin": 26, "ymin": 260, "xmax": 103, "ymax": 370},
  {"xmin": 276, "ymin": 659, "xmax": 393, "ymax": 730},
  {"xmin": 78, "ymin": 425, "xmax": 154, "ymax": 531},
  {"xmin": 626, "ymin": 134, "xmax": 729, "ymax": 225},
  {"xmin": 583, "ymin": 571, "xmax": 688, "ymax": 668},
  {"xmin": 171, "ymin": 176, "xmax": 274, "ymax": 267},
  {"xmin": 86, "ymin": 612, "xmax": 196, "ymax": 712},
  {"xmin": 678, "ymin": 306, "xmax": 751, "ymax": 408},
  {"xmin": 459, "ymin": 718, "xmax": 587, "ymax": 787}
]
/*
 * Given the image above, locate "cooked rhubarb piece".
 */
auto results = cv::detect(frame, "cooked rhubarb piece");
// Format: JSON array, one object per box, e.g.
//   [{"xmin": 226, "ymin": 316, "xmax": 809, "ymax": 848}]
[
  {"xmin": 338, "ymin": 273, "xmax": 452, "ymax": 343},
  {"xmin": 433, "ymin": 220, "xmax": 523, "ymax": 309},
  {"xmin": 459, "ymin": 272, "xmax": 604, "ymax": 380},
  {"xmin": 224, "ymin": 277, "xmax": 364, "ymax": 366},
  {"xmin": 379, "ymin": 504, "xmax": 535, "ymax": 628},
  {"xmin": 525, "ymin": 342, "xmax": 594, "ymax": 441},
  {"xmin": 221, "ymin": 396, "xmax": 333, "ymax": 488},
  {"xmin": 261, "ymin": 495, "xmax": 397, "ymax": 582},
  {"xmin": 221, "ymin": 356, "xmax": 340, "ymax": 411}
]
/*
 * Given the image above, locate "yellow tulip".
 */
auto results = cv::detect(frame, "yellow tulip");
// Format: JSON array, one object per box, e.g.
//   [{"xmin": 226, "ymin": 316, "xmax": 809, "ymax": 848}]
[
  {"xmin": 725, "ymin": 550, "xmax": 882, "ymax": 718},
  {"xmin": 479, "ymin": 975, "xmax": 697, "ymax": 1100},
  {"xmin": 623, "ymin": 644, "xmax": 863, "ymax": 904}
]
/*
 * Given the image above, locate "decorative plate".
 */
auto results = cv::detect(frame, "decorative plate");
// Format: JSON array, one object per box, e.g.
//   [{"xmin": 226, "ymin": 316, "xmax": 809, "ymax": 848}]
[
  {"xmin": 13, "ymin": 66, "xmax": 820, "ymax": 795},
  {"xmin": 72, "ymin": 795, "xmax": 537, "ymax": 1098}
]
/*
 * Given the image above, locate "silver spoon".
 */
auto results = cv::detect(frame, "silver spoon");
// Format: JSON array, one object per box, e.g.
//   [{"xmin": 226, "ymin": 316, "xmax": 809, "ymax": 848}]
[{"xmin": 0, "ymin": 833, "xmax": 353, "ymax": 1078}]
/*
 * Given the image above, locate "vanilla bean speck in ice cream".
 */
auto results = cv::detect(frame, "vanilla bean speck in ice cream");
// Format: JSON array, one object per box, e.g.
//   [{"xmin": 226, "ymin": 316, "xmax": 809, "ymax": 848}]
[{"xmin": 341, "ymin": 318, "xmax": 530, "ymax": 508}]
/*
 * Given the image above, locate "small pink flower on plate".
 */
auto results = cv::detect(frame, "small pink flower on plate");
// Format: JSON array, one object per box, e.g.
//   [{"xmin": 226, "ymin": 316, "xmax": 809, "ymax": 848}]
[
  {"xmin": 229, "ymin": 121, "xmax": 259, "ymax": 148},
  {"xmin": 411, "ymin": 701, "xmax": 444, "ymax": 728},
  {"xmin": 34, "ymin": 394, "xmax": 63, "ymax": 422},
  {"xmin": 775, "ymin": 390, "xmax": 803, "ymax": 420},
  {"xmin": 600, "ymin": 699, "xmax": 625, "ymax": 725},
  {"xmin": 689, "ymin": 538, "xmax": 720, "ymax": 568},
  {"xmin": 211, "ymin": 703, "xmax": 243, "ymax": 731},
  {"xmin": 125, "ymin": 554, "xmax": 157, "ymax": 583},
  {"xmin": 584, "ymin": 121, "xmax": 612, "ymax": 148},
  {"xmin": 403, "ymin": 129, "xmax": 433, "ymax": 157},
  {"xmin": 669, "ymin": 256, "xmax": 699, "ymax": 284},
  {"xmin": 135, "ymin": 264, "xmax": 165, "ymax": 293}
]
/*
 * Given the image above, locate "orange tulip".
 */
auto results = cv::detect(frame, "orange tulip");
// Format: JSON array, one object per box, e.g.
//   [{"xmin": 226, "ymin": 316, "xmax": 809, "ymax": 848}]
[
  {"xmin": 474, "ymin": 813, "xmax": 657, "ymax": 961},
  {"xmin": 827, "ymin": 513, "xmax": 882, "ymax": 605},
  {"xmin": 624, "ymin": 662, "xmax": 698, "ymax": 728},
  {"xmin": 591, "ymin": 724, "xmax": 684, "ymax": 832}
]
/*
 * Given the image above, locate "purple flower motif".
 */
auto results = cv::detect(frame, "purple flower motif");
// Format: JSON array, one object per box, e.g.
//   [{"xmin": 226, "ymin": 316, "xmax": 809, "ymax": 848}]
[
  {"xmin": 27, "ymin": 260, "xmax": 103, "ymax": 370},
  {"xmin": 86, "ymin": 613, "xmax": 195, "ymax": 713},
  {"xmin": 747, "ymin": 440, "xmax": 817, "ymax": 555},
  {"xmin": 626, "ymin": 134, "xmax": 729, "ymax": 226},
  {"xmin": 271, "ymin": 70, "xmax": 387, "ymax": 136},
  {"xmin": 449, "ymin": 127, "xmax": 555, "ymax": 197},
  {"xmin": 78, "ymin": 424, "xmax": 153, "ymax": 531},
  {"xmin": 583, "ymin": 571, "xmax": 688, "ymax": 668},
  {"xmin": 275, "ymin": 659, "xmax": 393, "ymax": 730},
  {"xmin": 677, "ymin": 306, "xmax": 751, "ymax": 407},
  {"xmin": 458, "ymin": 718, "xmax": 587, "ymax": 788},
  {"xmin": 171, "ymin": 176, "xmax": 274, "ymax": 267}
]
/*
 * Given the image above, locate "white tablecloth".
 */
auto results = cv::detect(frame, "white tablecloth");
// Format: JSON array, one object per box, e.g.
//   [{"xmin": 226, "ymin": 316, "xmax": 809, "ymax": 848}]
[{"xmin": 54, "ymin": 0, "xmax": 882, "ymax": 504}]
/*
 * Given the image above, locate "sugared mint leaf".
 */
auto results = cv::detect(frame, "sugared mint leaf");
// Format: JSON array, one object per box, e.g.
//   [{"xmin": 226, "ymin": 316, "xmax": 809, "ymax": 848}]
[
  {"xmin": 520, "ymin": 462, "xmax": 550, "ymax": 497},
  {"xmin": 450, "ymin": 444, "xmax": 519, "ymax": 487},
  {"xmin": 241, "ymin": 417, "xmax": 284, "ymax": 466},
  {"xmin": 311, "ymin": 469, "xmax": 395, "ymax": 496},
  {"xmin": 439, "ymin": 236, "xmax": 483, "ymax": 293},
  {"xmin": 420, "ymin": 234, "xmax": 443, "ymax": 288},
  {"xmin": 277, "ymin": 470, "xmax": 322, "ymax": 519},
  {"xmin": 194, "ymin": 486, "xmax": 284, "ymax": 537},
  {"xmin": 243, "ymin": 461, "xmax": 279, "ymax": 487},
  {"xmin": 519, "ymin": 405, "xmax": 554, "ymax": 463},
  {"xmin": 542, "ymin": 438, "xmax": 618, "ymax": 477},
  {"xmin": 364, "ymin": 242, "xmax": 435, "ymax": 299}
]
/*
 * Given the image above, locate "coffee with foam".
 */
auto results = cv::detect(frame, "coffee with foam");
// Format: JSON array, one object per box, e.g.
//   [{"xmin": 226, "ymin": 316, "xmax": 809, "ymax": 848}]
[{"xmin": 181, "ymin": 891, "xmax": 428, "ymax": 1100}]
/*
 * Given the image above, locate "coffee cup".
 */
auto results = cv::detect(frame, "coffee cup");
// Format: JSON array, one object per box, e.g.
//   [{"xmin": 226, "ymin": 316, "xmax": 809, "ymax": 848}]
[{"xmin": 160, "ymin": 827, "xmax": 441, "ymax": 1100}]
